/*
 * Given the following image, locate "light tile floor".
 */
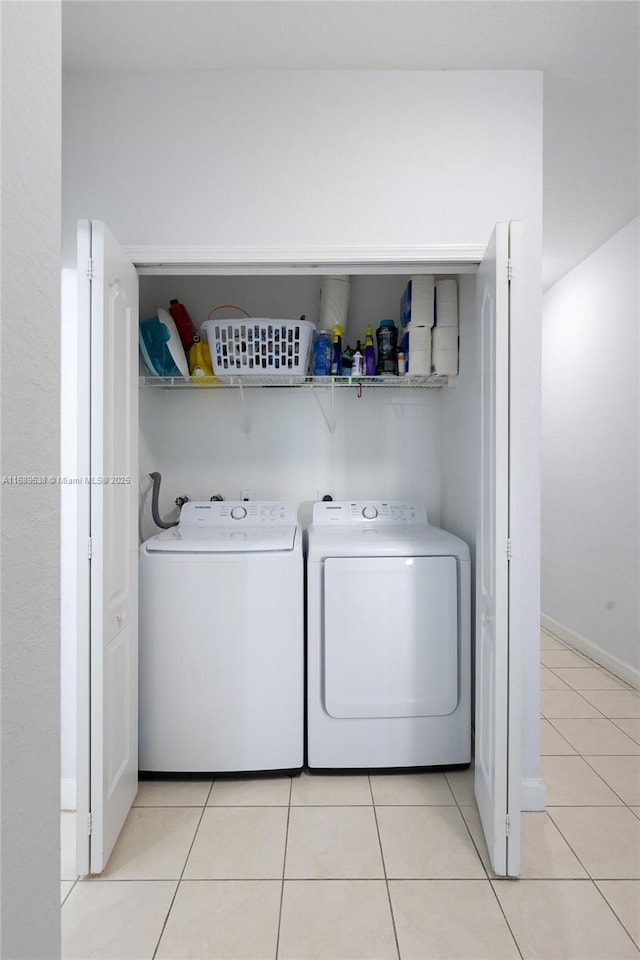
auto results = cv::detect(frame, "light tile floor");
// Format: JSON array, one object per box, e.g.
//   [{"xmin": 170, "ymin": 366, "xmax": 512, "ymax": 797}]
[{"xmin": 61, "ymin": 630, "xmax": 640, "ymax": 959}]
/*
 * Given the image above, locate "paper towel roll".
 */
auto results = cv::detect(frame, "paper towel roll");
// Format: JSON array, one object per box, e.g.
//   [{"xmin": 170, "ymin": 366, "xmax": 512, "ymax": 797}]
[
  {"xmin": 401, "ymin": 275, "xmax": 435, "ymax": 328},
  {"xmin": 433, "ymin": 327, "xmax": 458, "ymax": 352},
  {"xmin": 408, "ymin": 324, "xmax": 431, "ymax": 354},
  {"xmin": 318, "ymin": 276, "xmax": 350, "ymax": 331},
  {"xmin": 408, "ymin": 348, "xmax": 432, "ymax": 376},
  {"xmin": 435, "ymin": 279, "xmax": 458, "ymax": 327},
  {"xmin": 432, "ymin": 326, "xmax": 458, "ymax": 375},
  {"xmin": 433, "ymin": 351, "xmax": 458, "ymax": 376}
]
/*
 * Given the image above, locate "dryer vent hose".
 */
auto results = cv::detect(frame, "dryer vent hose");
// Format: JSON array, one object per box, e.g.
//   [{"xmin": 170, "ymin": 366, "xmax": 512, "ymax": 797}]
[{"xmin": 149, "ymin": 472, "xmax": 179, "ymax": 529}]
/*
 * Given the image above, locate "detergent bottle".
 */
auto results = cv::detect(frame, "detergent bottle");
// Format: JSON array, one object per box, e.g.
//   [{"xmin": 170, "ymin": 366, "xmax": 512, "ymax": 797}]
[
  {"xmin": 188, "ymin": 336, "xmax": 219, "ymax": 386},
  {"xmin": 376, "ymin": 319, "xmax": 399, "ymax": 375},
  {"xmin": 169, "ymin": 299, "xmax": 197, "ymax": 350},
  {"xmin": 363, "ymin": 324, "xmax": 376, "ymax": 376},
  {"xmin": 330, "ymin": 324, "xmax": 343, "ymax": 376},
  {"xmin": 351, "ymin": 348, "xmax": 364, "ymax": 377}
]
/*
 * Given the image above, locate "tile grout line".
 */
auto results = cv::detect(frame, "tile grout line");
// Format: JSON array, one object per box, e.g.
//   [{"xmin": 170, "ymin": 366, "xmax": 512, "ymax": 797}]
[
  {"xmin": 541, "ymin": 648, "xmax": 640, "ymax": 880},
  {"xmin": 545, "ymin": 717, "xmax": 640, "ymax": 756},
  {"xmin": 541, "ymin": 717, "xmax": 579, "ymax": 755},
  {"xmin": 446, "ymin": 768, "xmax": 495, "ymax": 882},
  {"xmin": 486, "ymin": 878, "xmax": 525, "ymax": 959},
  {"xmin": 545, "ymin": 672, "xmax": 635, "ymax": 695},
  {"xmin": 541, "ymin": 687, "xmax": 611, "ymax": 722},
  {"xmin": 609, "ymin": 718, "xmax": 640, "ymax": 746},
  {"xmin": 542, "ymin": 685, "xmax": 634, "ymax": 806},
  {"xmin": 150, "ymin": 782, "xmax": 215, "ymax": 960},
  {"xmin": 542, "ymin": 646, "xmax": 640, "ymax": 695},
  {"xmin": 591, "ymin": 880, "xmax": 640, "ymax": 952},
  {"xmin": 274, "ymin": 777, "xmax": 293, "ymax": 960},
  {"xmin": 577, "ymin": 757, "xmax": 635, "ymax": 806},
  {"xmin": 369, "ymin": 775, "xmax": 402, "ymax": 960},
  {"xmin": 540, "ymin": 808, "xmax": 594, "ymax": 880}
]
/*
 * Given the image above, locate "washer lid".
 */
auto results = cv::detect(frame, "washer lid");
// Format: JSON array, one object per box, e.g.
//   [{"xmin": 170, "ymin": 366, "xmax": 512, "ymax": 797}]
[{"xmin": 144, "ymin": 524, "xmax": 297, "ymax": 553}]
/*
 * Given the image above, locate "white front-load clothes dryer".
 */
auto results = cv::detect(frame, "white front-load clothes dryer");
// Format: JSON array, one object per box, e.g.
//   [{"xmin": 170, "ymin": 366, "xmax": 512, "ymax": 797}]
[
  {"xmin": 306, "ymin": 501, "xmax": 470, "ymax": 769},
  {"xmin": 139, "ymin": 501, "xmax": 303, "ymax": 774}
]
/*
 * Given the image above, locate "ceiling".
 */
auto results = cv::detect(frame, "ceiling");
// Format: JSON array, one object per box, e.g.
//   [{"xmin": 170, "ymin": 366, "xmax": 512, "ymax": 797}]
[{"xmin": 62, "ymin": 0, "xmax": 639, "ymax": 288}]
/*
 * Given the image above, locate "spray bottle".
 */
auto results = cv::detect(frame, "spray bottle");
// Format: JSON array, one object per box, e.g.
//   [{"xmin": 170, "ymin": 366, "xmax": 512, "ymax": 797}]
[
  {"xmin": 363, "ymin": 324, "xmax": 376, "ymax": 376},
  {"xmin": 331, "ymin": 324, "xmax": 343, "ymax": 376}
]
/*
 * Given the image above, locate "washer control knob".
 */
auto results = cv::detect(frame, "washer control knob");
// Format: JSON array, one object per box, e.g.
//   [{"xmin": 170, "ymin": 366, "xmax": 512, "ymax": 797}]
[
  {"xmin": 230, "ymin": 506, "xmax": 247, "ymax": 520},
  {"xmin": 362, "ymin": 506, "xmax": 378, "ymax": 520}
]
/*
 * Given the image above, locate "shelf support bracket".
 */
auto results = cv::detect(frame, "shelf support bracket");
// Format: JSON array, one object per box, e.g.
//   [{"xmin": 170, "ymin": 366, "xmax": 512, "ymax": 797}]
[
  {"xmin": 312, "ymin": 380, "xmax": 336, "ymax": 435},
  {"xmin": 330, "ymin": 378, "xmax": 335, "ymax": 434},
  {"xmin": 237, "ymin": 381, "xmax": 251, "ymax": 436}
]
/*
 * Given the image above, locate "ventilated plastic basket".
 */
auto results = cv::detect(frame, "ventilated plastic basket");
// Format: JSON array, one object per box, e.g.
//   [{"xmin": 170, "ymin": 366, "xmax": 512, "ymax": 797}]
[{"xmin": 202, "ymin": 316, "xmax": 315, "ymax": 377}]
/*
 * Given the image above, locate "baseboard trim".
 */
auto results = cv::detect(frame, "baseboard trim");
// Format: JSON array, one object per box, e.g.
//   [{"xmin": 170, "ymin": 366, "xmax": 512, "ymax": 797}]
[
  {"xmin": 541, "ymin": 614, "xmax": 640, "ymax": 690},
  {"xmin": 521, "ymin": 777, "xmax": 547, "ymax": 811},
  {"xmin": 61, "ymin": 778, "xmax": 76, "ymax": 811}
]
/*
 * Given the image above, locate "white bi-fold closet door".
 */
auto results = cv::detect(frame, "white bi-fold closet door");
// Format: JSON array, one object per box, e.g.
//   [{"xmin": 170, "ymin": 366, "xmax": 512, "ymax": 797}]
[{"xmin": 74, "ymin": 219, "xmax": 522, "ymax": 877}]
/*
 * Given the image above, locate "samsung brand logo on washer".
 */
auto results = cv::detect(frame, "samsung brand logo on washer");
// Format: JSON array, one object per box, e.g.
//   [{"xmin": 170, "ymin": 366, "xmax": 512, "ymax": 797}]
[{"xmin": 195, "ymin": 505, "xmax": 212, "ymax": 510}]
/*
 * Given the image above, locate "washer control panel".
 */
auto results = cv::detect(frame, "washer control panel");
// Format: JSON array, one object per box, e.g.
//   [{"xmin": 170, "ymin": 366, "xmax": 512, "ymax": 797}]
[
  {"xmin": 180, "ymin": 501, "xmax": 296, "ymax": 527},
  {"xmin": 312, "ymin": 501, "xmax": 427, "ymax": 525}
]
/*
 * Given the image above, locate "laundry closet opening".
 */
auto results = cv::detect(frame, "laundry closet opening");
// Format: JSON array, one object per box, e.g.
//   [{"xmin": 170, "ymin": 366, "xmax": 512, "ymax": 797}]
[
  {"xmin": 137, "ymin": 268, "xmax": 479, "ymax": 554},
  {"xmin": 71, "ymin": 220, "xmax": 523, "ymax": 879}
]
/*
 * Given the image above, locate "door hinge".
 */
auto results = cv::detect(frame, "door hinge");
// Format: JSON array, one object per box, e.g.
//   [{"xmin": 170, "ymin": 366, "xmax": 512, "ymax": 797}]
[
  {"xmin": 87, "ymin": 813, "xmax": 93, "ymax": 836},
  {"xmin": 507, "ymin": 258, "xmax": 513, "ymax": 282},
  {"xmin": 506, "ymin": 538, "xmax": 512, "ymax": 561},
  {"xmin": 505, "ymin": 813, "xmax": 511, "ymax": 837},
  {"xmin": 87, "ymin": 537, "xmax": 93, "ymax": 559},
  {"xmin": 87, "ymin": 258, "xmax": 95, "ymax": 280}
]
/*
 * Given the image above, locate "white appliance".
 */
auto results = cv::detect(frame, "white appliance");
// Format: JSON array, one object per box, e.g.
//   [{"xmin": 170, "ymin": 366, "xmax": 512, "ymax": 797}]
[
  {"xmin": 306, "ymin": 500, "xmax": 471, "ymax": 769},
  {"xmin": 139, "ymin": 500, "xmax": 303, "ymax": 774}
]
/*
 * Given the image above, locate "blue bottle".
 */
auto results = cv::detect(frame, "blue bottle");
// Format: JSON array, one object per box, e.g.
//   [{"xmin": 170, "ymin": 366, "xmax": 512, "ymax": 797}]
[{"xmin": 313, "ymin": 330, "xmax": 332, "ymax": 376}]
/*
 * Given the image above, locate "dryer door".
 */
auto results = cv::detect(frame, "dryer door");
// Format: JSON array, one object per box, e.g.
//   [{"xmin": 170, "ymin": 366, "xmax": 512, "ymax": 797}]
[{"xmin": 323, "ymin": 556, "xmax": 458, "ymax": 719}]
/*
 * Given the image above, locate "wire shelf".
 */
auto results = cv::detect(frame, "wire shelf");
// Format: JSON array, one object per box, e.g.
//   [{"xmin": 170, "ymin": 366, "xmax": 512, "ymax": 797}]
[{"xmin": 140, "ymin": 374, "xmax": 449, "ymax": 389}]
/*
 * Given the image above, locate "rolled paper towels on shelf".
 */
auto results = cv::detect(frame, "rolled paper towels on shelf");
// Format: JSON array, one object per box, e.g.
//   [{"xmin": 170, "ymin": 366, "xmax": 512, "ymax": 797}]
[
  {"xmin": 433, "ymin": 326, "xmax": 458, "ymax": 352},
  {"xmin": 408, "ymin": 324, "xmax": 432, "ymax": 355},
  {"xmin": 318, "ymin": 276, "xmax": 350, "ymax": 331},
  {"xmin": 432, "ymin": 326, "xmax": 459, "ymax": 376},
  {"xmin": 400, "ymin": 275, "xmax": 435, "ymax": 328},
  {"xmin": 408, "ymin": 348, "xmax": 432, "ymax": 376},
  {"xmin": 435, "ymin": 279, "xmax": 458, "ymax": 327}
]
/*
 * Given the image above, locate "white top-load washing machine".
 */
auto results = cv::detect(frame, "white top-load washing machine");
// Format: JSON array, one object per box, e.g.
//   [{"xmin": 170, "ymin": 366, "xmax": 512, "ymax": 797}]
[
  {"xmin": 306, "ymin": 501, "xmax": 470, "ymax": 770},
  {"xmin": 139, "ymin": 501, "xmax": 303, "ymax": 774}
]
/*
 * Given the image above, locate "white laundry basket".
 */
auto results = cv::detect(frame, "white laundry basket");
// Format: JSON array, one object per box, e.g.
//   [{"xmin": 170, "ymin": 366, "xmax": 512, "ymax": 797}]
[{"xmin": 202, "ymin": 305, "xmax": 314, "ymax": 377}]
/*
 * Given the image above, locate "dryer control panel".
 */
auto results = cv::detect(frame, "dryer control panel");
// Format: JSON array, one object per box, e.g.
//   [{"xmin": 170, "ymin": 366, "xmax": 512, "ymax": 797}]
[
  {"xmin": 180, "ymin": 501, "xmax": 297, "ymax": 527},
  {"xmin": 312, "ymin": 501, "xmax": 427, "ymax": 525}
]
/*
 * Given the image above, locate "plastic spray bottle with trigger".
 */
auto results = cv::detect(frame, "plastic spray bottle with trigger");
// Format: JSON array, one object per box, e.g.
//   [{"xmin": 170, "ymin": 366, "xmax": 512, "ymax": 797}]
[
  {"xmin": 363, "ymin": 324, "xmax": 376, "ymax": 376},
  {"xmin": 331, "ymin": 324, "xmax": 343, "ymax": 376}
]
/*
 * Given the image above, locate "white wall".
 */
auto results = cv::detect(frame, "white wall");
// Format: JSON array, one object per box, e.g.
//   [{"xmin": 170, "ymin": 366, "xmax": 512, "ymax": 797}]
[
  {"xmin": 62, "ymin": 70, "xmax": 542, "ymax": 265},
  {"xmin": 62, "ymin": 68, "xmax": 543, "ymax": 805},
  {"xmin": 542, "ymin": 217, "xmax": 640, "ymax": 686},
  {"xmin": 0, "ymin": 2, "xmax": 61, "ymax": 956}
]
